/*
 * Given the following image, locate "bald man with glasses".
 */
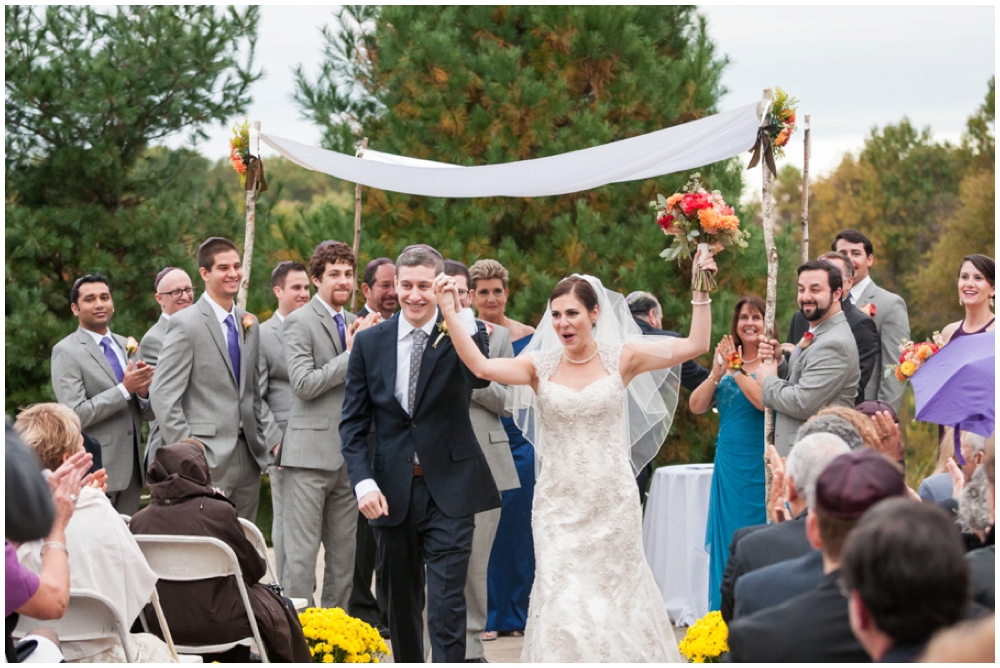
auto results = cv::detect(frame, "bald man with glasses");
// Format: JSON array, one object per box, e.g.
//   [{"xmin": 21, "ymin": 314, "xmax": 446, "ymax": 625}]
[{"xmin": 138, "ymin": 266, "xmax": 195, "ymax": 464}]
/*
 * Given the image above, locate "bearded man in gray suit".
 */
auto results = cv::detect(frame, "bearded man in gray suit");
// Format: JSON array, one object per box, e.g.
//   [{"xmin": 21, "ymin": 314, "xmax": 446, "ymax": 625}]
[
  {"xmin": 444, "ymin": 260, "xmax": 520, "ymax": 662},
  {"xmin": 259, "ymin": 260, "xmax": 311, "ymax": 586},
  {"xmin": 756, "ymin": 260, "xmax": 860, "ymax": 456},
  {"xmin": 149, "ymin": 237, "xmax": 267, "ymax": 520},
  {"xmin": 281, "ymin": 242, "xmax": 379, "ymax": 607},
  {"xmin": 833, "ymin": 229, "xmax": 910, "ymax": 412},
  {"xmin": 51, "ymin": 273, "xmax": 155, "ymax": 513},
  {"xmin": 138, "ymin": 266, "xmax": 195, "ymax": 465}
]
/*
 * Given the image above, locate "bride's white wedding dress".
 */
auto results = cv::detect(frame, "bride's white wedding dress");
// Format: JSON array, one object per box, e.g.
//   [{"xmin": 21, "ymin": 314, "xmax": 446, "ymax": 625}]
[{"xmin": 520, "ymin": 343, "xmax": 683, "ymax": 663}]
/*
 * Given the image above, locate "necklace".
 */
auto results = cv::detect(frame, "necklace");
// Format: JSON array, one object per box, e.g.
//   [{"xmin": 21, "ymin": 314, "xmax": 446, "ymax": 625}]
[
  {"xmin": 563, "ymin": 346, "xmax": 599, "ymax": 365},
  {"xmin": 742, "ymin": 353, "xmax": 760, "ymax": 363}
]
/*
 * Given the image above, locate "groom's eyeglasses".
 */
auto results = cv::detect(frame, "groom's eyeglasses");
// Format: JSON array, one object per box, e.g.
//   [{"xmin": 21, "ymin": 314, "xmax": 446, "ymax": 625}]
[
  {"xmin": 158, "ymin": 287, "xmax": 195, "ymax": 299},
  {"xmin": 456, "ymin": 289, "xmax": 469, "ymax": 298}
]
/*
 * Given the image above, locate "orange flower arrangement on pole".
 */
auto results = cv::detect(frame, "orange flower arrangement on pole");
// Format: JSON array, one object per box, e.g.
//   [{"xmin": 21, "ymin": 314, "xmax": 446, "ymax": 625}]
[{"xmin": 230, "ymin": 118, "xmax": 251, "ymax": 186}]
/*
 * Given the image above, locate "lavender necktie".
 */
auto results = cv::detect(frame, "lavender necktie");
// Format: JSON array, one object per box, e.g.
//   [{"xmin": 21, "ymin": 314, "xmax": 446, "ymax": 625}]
[
  {"xmin": 224, "ymin": 314, "xmax": 241, "ymax": 384},
  {"xmin": 99, "ymin": 336, "xmax": 125, "ymax": 383},
  {"xmin": 333, "ymin": 312, "xmax": 347, "ymax": 350}
]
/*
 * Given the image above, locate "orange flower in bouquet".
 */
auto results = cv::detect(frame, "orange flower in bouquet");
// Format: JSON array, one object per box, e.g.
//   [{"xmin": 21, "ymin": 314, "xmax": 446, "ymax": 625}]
[
  {"xmin": 885, "ymin": 334, "xmax": 944, "ymax": 382},
  {"xmin": 650, "ymin": 173, "xmax": 749, "ymax": 293}
]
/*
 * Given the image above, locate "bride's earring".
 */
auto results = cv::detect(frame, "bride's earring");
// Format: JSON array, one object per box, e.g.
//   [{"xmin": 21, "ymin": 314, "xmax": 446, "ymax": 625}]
[{"xmin": 991, "ymin": 296, "xmax": 995, "ymax": 309}]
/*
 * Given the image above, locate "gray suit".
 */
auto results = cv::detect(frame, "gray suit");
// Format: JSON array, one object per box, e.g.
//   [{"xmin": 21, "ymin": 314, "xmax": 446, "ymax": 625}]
[
  {"xmin": 854, "ymin": 280, "xmax": 910, "ymax": 412},
  {"xmin": 281, "ymin": 295, "xmax": 357, "ymax": 608},
  {"xmin": 465, "ymin": 321, "xmax": 519, "ymax": 659},
  {"xmin": 258, "ymin": 314, "xmax": 293, "ymax": 582},
  {"xmin": 137, "ymin": 313, "xmax": 170, "ymax": 465},
  {"xmin": 763, "ymin": 311, "xmax": 860, "ymax": 456},
  {"xmin": 51, "ymin": 327, "xmax": 154, "ymax": 513},
  {"xmin": 148, "ymin": 294, "xmax": 266, "ymax": 519}
]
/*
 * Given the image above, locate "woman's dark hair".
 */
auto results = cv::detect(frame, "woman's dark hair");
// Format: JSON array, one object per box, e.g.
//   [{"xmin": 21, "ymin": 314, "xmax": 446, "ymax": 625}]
[
  {"xmin": 549, "ymin": 276, "xmax": 599, "ymax": 312},
  {"xmin": 730, "ymin": 295, "xmax": 766, "ymax": 349},
  {"xmin": 959, "ymin": 254, "xmax": 995, "ymax": 287}
]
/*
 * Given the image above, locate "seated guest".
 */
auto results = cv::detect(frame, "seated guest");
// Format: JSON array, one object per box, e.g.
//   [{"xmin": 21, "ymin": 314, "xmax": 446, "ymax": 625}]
[
  {"xmin": 842, "ymin": 498, "xmax": 970, "ymax": 662},
  {"xmin": 966, "ymin": 434, "xmax": 994, "ymax": 610},
  {"xmin": 14, "ymin": 403, "xmax": 174, "ymax": 663},
  {"xmin": 727, "ymin": 450, "xmax": 908, "ymax": 662},
  {"xmin": 920, "ymin": 615, "xmax": 995, "ymax": 663},
  {"xmin": 719, "ymin": 432, "xmax": 850, "ymax": 622},
  {"xmin": 957, "ymin": 467, "xmax": 992, "ymax": 546},
  {"xmin": 6, "ymin": 431, "xmax": 93, "ymax": 664},
  {"xmin": 130, "ymin": 441, "xmax": 310, "ymax": 663},
  {"xmin": 796, "ymin": 413, "xmax": 865, "ymax": 451},
  {"xmin": 919, "ymin": 429, "xmax": 987, "ymax": 503}
]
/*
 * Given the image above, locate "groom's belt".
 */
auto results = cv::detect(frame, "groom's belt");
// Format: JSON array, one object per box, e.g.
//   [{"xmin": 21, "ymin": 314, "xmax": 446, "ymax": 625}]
[{"xmin": 413, "ymin": 464, "xmax": 423, "ymax": 477}]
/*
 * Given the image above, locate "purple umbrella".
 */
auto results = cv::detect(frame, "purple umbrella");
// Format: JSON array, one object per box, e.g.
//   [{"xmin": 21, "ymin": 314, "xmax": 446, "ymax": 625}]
[{"xmin": 912, "ymin": 330, "xmax": 995, "ymax": 464}]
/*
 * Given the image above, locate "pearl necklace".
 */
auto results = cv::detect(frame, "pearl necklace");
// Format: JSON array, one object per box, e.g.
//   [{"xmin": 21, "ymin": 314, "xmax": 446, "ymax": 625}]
[
  {"xmin": 742, "ymin": 354, "xmax": 760, "ymax": 363},
  {"xmin": 563, "ymin": 346, "xmax": 599, "ymax": 365}
]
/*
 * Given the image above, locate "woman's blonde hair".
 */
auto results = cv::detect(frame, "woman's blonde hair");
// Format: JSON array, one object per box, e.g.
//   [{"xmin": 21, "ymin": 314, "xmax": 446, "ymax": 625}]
[
  {"xmin": 933, "ymin": 428, "xmax": 987, "ymax": 474},
  {"xmin": 14, "ymin": 403, "xmax": 82, "ymax": 470},
  {"xmin": 814, "ymin": 405, "xmax": 880, "ymax": 451},
  {"xmin": 468, "ymin": 259, "xmax": 509, "ymax": 290}
]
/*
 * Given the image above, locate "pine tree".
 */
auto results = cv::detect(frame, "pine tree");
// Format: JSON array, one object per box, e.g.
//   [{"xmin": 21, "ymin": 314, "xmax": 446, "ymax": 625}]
[
  {"xmin": 5, "ymin": 6, "xmax": 262, "ymax": 413},
  {"xmin": 296, "ymin": 5, "xmax": 754, "ymax": 463}
]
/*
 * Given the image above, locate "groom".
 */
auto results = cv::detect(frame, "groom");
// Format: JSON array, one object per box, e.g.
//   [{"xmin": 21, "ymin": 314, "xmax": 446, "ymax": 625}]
[{"xmin": 340, "ymin": 244, "xmax": 501, "ymax": 662}]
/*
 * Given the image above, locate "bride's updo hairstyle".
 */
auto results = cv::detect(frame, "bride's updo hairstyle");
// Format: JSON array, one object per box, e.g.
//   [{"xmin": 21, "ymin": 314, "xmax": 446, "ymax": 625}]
[{"xmin": 549, "ymin": 276, "xmax": 600, "ymax": 313}]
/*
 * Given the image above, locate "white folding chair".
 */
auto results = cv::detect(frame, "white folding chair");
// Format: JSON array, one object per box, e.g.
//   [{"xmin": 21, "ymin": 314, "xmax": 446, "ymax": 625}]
[
  {"xmin": 13, "ymin": 588, "xmax": 144, "ymax": 662},
  {"xmin": 133, "ymin": 534, "xmax": 269, "ymax": 662},
  {"xmin": 238, "ymin": 518, "xmax": 309, "ymax": 612}
]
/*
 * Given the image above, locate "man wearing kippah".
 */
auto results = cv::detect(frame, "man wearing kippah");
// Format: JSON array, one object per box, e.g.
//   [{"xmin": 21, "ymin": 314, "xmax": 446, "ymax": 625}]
[
  {"xmin": 138, "ymin": 266, "xmax": 195, "ymax": 465},
  {"xmin": 727, "ymin": 449, "xmax": 908, "ymax": 662}
]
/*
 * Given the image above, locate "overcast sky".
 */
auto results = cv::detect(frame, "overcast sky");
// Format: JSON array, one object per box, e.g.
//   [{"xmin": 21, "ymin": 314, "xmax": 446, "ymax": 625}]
[{"xmin": 176, "ymin": 4, "xmax": 995, "ymax": 194}]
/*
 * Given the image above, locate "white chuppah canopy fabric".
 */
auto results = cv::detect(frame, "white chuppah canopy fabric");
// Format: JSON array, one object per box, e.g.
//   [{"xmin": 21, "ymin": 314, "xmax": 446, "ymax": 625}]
[{"xmin": 257, "ymin": 102, "xmax": 761, "ymax": 198}]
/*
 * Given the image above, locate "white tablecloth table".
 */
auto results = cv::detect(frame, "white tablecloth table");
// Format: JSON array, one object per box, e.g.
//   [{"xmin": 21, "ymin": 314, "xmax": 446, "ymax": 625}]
[{"xmin": 642, "ymin": 463, "xmax": 714, "ymax": 627}]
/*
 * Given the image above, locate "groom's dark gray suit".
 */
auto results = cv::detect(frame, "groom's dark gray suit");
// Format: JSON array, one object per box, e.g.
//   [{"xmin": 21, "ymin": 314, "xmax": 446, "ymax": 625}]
[{"xmin": 340, "ymin": 310, "xmax": 501, "ymax": 662}]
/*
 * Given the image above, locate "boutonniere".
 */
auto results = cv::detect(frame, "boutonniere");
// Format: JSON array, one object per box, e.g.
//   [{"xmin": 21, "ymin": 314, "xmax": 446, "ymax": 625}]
[
  {"xmin": 484, "ymin": 321, "xmax": 494, "ymax": 336},
  {"xmin": 242, "ymin": 313, "xmax": 255, "ymax": 338},
  {"xmin": 797, "ymin": 331, "xmax": 815, "ymax": 350},
  {"xmin": 125, "ymin": 336, "xmax": 139, "ymax": 357},
  {"xmin": 860, "ymin": 303, "xmax": 876, "ymax": 318},
  {"xmin": 432, "ymin": 321, "xmax": 449, "ymax": 349}
]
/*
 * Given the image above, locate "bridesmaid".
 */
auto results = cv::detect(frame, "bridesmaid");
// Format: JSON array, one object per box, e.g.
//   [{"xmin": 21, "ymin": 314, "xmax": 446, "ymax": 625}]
[
  {"xmin": 689, "ymin": 295, "xmax": 767, "ymax": 611},
  {"xmin": 940, "ymin": 254, "xmax": 994, "ymax": 344},
  {"xmin": 468, "ymin": 259, "xmax": 535, "ymax": 639}
]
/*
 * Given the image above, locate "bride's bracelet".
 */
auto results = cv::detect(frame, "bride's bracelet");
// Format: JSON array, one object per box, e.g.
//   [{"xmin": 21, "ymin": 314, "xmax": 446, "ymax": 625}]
[{"xmin": 691, "ymin": 298, "xmax": 712, "ymax": 306}]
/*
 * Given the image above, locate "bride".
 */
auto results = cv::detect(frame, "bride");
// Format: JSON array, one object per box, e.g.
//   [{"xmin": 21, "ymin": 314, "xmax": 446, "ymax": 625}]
[{"xmin": 434, "ymin": 252, "xmax": 716, "ymax": 662}]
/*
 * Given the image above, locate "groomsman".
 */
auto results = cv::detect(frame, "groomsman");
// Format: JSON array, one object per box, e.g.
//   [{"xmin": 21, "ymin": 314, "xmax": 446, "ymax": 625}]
[
  {"xmin": 150, "ymin": 237, "xmax": 267, "ymax": 520},
  {"xmin": 359, "ymin": 257, "xmax": 398, "ymax": 320},
  {"xmin": 259, "ymin": 260, "xmax": 311, "ymax": 584},
  {"xmin": 348, "ymin": 259, "xmax": 396, "ymax": 635},
  {"xmin": 281, "ymin": 242, "xmax": 376, "ymax": 607},
  {"xmin": 755, "ymin": 260, "xmax": 860, "ymax": 456},
  {"xmin": 444, "ymin": 260, "xmax": 520, "ymax": 662},
  {"xmin": 138, "ymin": 266, "xmax": 195, "ymax": 464},
  {"xmin": 833, "ymin": 229, "xmax": 910, "ymax": 412},
  {"xmin": 785, "ymin": 253, "xmax": 878, "ymax": 406},
  {"xmin": 51, "ymin": 273, "xmax": 155, "ymax": 513}
]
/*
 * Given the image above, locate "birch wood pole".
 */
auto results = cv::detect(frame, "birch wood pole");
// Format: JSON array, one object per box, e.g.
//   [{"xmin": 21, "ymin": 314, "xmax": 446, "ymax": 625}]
[
  {"xmin": 800, "ymin": 114, "xmax": 811, "ymax": 263},
  {"xmin": 350, "ymin": 137, "xmax": 369, "ymax": 313},
  {"xmin": 237, "ymin": 120, "xmax": 261, "ymax": 310}
]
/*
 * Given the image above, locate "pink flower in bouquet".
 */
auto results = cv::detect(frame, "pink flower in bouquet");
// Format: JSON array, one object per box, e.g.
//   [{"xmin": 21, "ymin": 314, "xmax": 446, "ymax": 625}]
[{"xmin": 681, "ymin": 192, "xmax": 712, "ymax": 217}]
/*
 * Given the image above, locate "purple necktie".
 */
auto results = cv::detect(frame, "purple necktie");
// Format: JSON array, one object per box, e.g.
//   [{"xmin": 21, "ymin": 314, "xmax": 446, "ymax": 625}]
[
  {"xmin": 333, "ymin": 312, "xmax": 347, "ymax": 350},
  {"xmin": 99, "ymin": 337, "xmax": 125, "ymax": 383},
  {"xmin": 224, "ymin": 314, "xmax": 241, "ymax": 385}
]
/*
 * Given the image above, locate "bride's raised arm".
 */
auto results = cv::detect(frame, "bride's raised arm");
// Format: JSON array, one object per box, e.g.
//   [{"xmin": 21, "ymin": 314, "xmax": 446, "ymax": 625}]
[
  {"xmin": 622, "ymin": 249, "xmax": 716, "ymax": 386},
  {"xmin": 434, "ymin": 274, "xmax": 537, "ymax": 388}
]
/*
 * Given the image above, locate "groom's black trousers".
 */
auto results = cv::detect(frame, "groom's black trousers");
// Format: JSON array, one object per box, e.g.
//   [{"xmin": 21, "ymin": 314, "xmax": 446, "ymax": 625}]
[{"xmin": 374, "ymin": 477, "xmax": 475, "ymax": 663}]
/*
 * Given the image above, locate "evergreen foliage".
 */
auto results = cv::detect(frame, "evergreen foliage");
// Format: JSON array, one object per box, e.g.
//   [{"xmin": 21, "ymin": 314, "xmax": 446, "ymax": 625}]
[{"xmin": 5, "ymin": 6, "xmax": 262, "ymax": 414}]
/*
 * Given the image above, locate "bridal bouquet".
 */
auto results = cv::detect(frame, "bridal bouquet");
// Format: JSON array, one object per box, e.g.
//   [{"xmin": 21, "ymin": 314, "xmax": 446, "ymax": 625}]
[
  {"xmin": 650, "ymin": 173, "xmax": 749, "ymax": 293},
  {"xmin": 298, "ymin": 607, "xmax": 390, "ymax": 663},
  {"xmin": 678, "ymin": 610, "xmax": 728, "ymax": 663},
  {"xmin": 884, "ymin": 333, "xmax": 944, "ymax": 383}
]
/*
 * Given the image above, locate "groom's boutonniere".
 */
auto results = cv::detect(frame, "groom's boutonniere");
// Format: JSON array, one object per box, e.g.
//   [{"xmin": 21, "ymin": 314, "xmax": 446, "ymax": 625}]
[
  {"xmin": 860, "ymin": 303, "xmax": 876, "ymax": 318},
  {"xmin": 125, "ymin": 336, "xmax": 139, "ymax": 357},
  {"xmin": 242, "ymin": 313, "xmax": 255, "ymax": 339},
  {"xmin": 797, "ymin": 331, "xmax": 815, "ymax": 350},
  {"xmin": 432, "ymin": 321, "xmax": 449, "ymax": 349}
]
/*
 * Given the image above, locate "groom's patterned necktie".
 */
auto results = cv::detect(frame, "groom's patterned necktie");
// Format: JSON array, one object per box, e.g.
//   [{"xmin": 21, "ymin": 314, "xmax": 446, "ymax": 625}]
[{"xmin": 408, "ymin": 329, "xmax": 428, "ymax": 415}]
